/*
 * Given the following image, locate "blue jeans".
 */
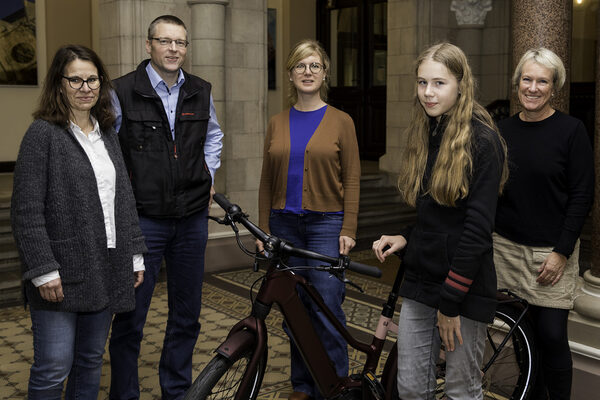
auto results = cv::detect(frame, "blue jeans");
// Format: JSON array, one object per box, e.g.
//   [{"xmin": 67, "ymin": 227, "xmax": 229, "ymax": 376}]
[
  {"xmin": 109, "ymin": 209, "xmax": 208, "ymax": 400},
  {"xmin": 396, "ymin": 298, "xmax": 487, "ymax": 400},
  {"xmin": 28, "ymin": 307, "xmax": 112, "ymax": 400},
  {"xmin": 269, "ymin": 212, "xmax": 348, "ymax": 400}
]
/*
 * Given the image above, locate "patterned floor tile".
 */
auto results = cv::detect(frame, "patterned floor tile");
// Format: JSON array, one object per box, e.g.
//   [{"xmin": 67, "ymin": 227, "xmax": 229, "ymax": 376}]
[{"xmin": 0, "ymin": 261, "xmax": 400, "ymax": 400}]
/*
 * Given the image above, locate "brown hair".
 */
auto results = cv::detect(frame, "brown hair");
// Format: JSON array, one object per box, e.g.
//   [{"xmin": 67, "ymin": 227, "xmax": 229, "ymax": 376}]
[
  {"xmin": 148, "ymin": 15, "xmax": 187, "ymax": 39},
  {"xmin": 33, "ymin": 45, "xmax": 115, "ymax": 132}
]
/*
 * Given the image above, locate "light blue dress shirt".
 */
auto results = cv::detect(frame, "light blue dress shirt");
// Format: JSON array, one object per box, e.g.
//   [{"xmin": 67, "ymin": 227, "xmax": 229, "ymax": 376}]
[{"xmin": 113, "ymin": 62, "xmax": 223, "ymax": 182}]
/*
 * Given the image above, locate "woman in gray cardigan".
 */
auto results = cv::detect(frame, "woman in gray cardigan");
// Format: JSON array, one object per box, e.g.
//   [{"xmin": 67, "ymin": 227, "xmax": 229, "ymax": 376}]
[{"xmin": 11, "ymin": 45, "xmax": 146, "ymax": 400}]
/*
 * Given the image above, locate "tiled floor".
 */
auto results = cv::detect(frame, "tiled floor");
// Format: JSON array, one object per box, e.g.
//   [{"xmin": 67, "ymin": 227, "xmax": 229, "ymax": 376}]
[{"xmin": 0, "ymin": 250, "xmax": 399, "ymax": 399}]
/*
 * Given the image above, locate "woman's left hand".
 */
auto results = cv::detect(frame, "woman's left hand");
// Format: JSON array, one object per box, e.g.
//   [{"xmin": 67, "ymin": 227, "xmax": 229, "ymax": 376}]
[
  {"xmin": 537, "ymin": 251, "xmax": 567, "ymax": 286},
  {"xmin": 134, "ymin": 271, "xmax": 144, "ymax": 288},
  {"xmin": 437, "ymin": 311, "xmax": 462, "ymax": 352},
  {"xmin": 339, "ymin": 236, "xmax": 356, "ymax": 255}
]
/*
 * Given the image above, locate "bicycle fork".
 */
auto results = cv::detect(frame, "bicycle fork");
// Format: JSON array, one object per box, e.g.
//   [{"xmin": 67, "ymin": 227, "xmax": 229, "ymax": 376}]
[{"xmin": 214, "ymin": 313, "xmax": 269, "ymax": 400}]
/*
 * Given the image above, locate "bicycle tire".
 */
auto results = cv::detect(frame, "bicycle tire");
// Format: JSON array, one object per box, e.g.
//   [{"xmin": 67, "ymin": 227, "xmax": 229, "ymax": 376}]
[
  {"xmin": 481, "ymin": 304, "xmax": 537, "ymax": 400},
  {"xmin": 184, "ymin": 348, "xmax": 268, "ymax": 400},
  {"xmin": 435, "ymin": 303, "xmax": 537, "ymax": 399}
]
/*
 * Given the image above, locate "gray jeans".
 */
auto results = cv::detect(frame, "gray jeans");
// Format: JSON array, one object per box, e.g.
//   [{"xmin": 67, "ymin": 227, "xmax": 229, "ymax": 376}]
[{"xmin": 397, "ymin": 298, "xmax": 487, "ymax": 400}]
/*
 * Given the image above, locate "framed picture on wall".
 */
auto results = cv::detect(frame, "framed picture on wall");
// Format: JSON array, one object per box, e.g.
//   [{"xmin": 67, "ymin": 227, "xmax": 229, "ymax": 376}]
[{"xmin": 0, "ymin": 0, "xmax": 37, "ymax": 85}]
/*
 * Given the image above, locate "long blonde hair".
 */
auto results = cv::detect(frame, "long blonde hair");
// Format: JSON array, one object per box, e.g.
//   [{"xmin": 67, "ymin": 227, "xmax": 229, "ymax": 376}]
[{"xmin": 398, "ymin": 43, "xmax": 507, "ymax": 207}]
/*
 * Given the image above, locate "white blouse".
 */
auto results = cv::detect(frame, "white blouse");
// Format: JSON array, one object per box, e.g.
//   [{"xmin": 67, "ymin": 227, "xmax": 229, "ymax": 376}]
[{"xmin": 31, "ymin": 119, "xmax": 144, "ymax": 287}]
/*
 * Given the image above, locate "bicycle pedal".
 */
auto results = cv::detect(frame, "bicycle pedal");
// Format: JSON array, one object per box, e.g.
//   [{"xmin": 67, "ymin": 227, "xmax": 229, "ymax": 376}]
[{"xmin": 362, "ymin": 371, "xmax": 385, "ymax": 400}]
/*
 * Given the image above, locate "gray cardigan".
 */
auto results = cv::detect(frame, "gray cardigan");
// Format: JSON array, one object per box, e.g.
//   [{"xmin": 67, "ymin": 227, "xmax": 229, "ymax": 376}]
[{"xmin": 11, "ymin": 119, "xmax": 147, "ymax": 313}]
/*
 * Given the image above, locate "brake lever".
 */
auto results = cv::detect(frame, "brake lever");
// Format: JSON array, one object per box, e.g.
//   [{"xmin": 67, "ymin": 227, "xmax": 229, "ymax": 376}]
[
  {"xmin": 208, "ymin": 214, "xmax": 239, "ymax": 234},
  {"xmin": 317, "ymin": 264, "xmax": 365, "ymax": 293},
  {"xmin": 344, "ymin": 277, "xmax": 364, "ymax": 293},
  {"xmin": 208, "ymin": 215, "xmax": 227, "ymax": 224}
]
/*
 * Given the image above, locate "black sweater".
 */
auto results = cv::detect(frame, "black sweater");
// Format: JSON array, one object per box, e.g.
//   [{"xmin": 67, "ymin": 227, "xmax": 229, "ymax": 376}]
[
  {"xmin": 399, "ymin": 118, "xmax": 505, "ymax": 323},
  {"xmin": 495, "ymin": 111, "xmax": 594, "ymax": 257}
]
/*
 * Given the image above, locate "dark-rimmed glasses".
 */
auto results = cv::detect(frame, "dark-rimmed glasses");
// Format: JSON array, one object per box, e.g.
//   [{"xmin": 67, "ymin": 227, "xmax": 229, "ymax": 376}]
[
  {"xmin": 62, "ymin": 76, "xmax": 101, "ymax": 90},
  {"xmin": 150, "ymin": 37, "xmax": 189, "ymax": 48},
  {"xmin": 293, "ymin": 62, "xmax": 325, "ymax": 74}
]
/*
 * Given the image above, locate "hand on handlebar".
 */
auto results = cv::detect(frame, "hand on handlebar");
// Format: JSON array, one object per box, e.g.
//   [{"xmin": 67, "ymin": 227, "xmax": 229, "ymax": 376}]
[{"xmin": 372, "ymin": 235, "xmax": 407, "ymax": 263}]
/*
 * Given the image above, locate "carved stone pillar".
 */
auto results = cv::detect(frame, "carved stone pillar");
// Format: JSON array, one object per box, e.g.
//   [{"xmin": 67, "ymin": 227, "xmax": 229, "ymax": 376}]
[{"xmin": 510, "ymin": 0, "xmax": 572, "ymax": 114}]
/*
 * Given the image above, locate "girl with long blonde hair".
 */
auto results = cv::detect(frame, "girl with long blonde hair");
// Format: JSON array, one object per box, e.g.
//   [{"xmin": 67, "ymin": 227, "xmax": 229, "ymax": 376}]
[{"xmin": 373, "ymin": 43, "xmax": 507, "ymax": 399}]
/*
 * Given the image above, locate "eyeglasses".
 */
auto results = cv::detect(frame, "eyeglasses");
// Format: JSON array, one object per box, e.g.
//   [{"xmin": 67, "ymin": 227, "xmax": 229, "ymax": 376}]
[
  {"xmin": 62, "ymin": 76, "xmax": 101, "ymax": 90},
  {"xmin": 150, "ymin": 37, "xmax": 189, "ymax": 48},
  {"xmin": 293, "ymin": 62, "xmax": 325, "ymax": 74}
]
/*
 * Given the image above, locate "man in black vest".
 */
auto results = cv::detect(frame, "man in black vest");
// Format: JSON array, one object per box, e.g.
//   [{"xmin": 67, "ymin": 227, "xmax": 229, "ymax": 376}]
[{"xmin": 108, "ymin": 15, "xmax": 223, "ymax": 400}]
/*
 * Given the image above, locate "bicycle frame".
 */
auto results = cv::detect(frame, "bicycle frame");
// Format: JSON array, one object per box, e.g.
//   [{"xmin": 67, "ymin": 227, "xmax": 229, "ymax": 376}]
[
  {"xmin": 194, "ymin": 194, "xmax": 538, "ymax": 400},
  {"xmin": 216, "ymin": 259, "xmax": 400, "ymax": 400},
  {"xmin": 482, "ymin": 290, "xmax": 530, "ymax": 373}
]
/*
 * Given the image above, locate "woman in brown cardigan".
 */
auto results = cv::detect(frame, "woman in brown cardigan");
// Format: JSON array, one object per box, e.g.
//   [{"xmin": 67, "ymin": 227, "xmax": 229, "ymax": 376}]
[{"xmin": 258, "ymin": 39, "xmax": 360, "ymax": 400}]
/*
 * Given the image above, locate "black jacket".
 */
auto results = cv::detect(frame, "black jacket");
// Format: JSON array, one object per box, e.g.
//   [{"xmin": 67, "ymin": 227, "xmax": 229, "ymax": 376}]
[
  {"xmin": 114, "ymin": 60, "xmax": 213, "ymax": 218},
  {"xmin": 399, "ymin": 118, "xmax": 504, "ymax": 323},
  {"xmin": 12, "ymin": 120, "xmax": 147, "ymax": 313}
]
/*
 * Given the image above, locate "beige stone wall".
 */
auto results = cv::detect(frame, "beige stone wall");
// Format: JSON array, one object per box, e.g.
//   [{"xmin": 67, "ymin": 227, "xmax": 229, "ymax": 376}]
[
  {"xmin": 380, "ymin": 0, "xmax": 510, "ymax": 175},
  {"xmin": 266, "ymin": 0, "xmax": 316, "ymax": 119},
  {"xmin": 223, "ymin": 0, "xmax": 267, "ymax": 218},
  {"xmin": 380, "ymin": 0, "xmax": 423, "ymax": 174},
  {"xmin": 97, "ymin": 0, "xmax": 192, "ymax": 79}
]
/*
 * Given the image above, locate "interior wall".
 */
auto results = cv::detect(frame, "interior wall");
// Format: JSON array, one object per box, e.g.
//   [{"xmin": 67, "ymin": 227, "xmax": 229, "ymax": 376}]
[
  {"xmin": 267, "ymin": 0, "xmax": 316, "ymax": 118},
  {"xmin": 572, "ymin": 0, "xmax": 598, "ymax": 82},
  {"xmin": 45, "ymin": 0, "xmax": 92, "ymax": 66},
  {"xmin": 0, "ymin": 0, "xmax": 93, "ymax": 163},
  {"xmin": 0, "ymin": 0, "xmax": 47, "ymax": 162},
  {"xmin": 427, "ymin": 0, "xmax": 511, "ymax": 107}
]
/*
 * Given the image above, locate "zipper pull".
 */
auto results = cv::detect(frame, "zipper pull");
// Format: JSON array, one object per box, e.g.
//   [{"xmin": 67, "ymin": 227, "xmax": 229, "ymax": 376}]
[{"xmin": 174, "ymin": 144, "xmax": 178, "ymax": 159}]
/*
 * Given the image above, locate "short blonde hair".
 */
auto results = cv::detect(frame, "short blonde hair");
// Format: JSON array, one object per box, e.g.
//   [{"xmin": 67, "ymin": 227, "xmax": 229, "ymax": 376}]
[
  {"xmin": 286, "ymin": 39, "xmax": 330, "ymax": 106},
  {"xmin": 512, "ymin": 47, "xmax": 566, "ymax": 91}
]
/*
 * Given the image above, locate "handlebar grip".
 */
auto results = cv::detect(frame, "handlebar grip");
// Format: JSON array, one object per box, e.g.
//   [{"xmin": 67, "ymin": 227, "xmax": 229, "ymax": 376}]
[
  {"xmin": 213, "ymin": 193, "xmax": 233, "ymax": 211},
  {"xmin": 347, "ymin": 260, "xmax": 382, "ymax": 278}
]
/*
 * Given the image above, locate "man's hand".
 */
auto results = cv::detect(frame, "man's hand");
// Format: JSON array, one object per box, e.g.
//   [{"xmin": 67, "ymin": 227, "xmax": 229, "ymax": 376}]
[
  {"xmin": 209, "ymin": 185, "xmax": 215, "ymax": 208},
  {"xmin": 134, "ymin": 271, "xmax": 144, "ymax": 288},
  {"xmin": 39, "ymin": 278, "xmax": 64, "ymax": 302},
  {"xmin": 437, "ymin": 310, "xmax": 463, "ymax": 352},
  {"xmin": 339, "ymin": 236, "xmax": 356, "ymax": 255}
]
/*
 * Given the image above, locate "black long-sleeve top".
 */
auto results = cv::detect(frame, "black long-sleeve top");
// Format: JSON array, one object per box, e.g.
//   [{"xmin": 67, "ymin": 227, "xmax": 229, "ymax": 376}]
[
  {"xmin": 495, "ymin": 111, "xmax": 594, "ymax": 257},
  {"xmin": 399, "ymin": 117, "xmax": 505, "ymax": 323}
]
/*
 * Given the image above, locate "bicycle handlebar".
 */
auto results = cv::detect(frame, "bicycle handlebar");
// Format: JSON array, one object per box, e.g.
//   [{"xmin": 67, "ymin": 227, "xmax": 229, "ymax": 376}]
[{"xmin": 213, "ymin": 193, "xmax": 382, "ymax": 278}]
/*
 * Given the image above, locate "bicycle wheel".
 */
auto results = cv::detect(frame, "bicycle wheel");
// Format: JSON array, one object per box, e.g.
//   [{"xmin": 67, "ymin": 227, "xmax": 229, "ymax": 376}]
[
  {"xmin": 184, "ymin": 348, "xmax": 268, "ymax": 400},
  {"xmin": 435, "ymin": 304, "xmax": 537, "ymax": 400},
  {"xmin": 481, "ymin": 304, "xmax": 537, "ymax": 400}
]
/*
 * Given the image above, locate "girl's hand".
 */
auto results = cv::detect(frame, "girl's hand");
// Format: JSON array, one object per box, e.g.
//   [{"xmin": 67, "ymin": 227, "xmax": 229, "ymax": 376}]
[
  {"xmin": 339, "ymin": 236, "xmax": 356, "ymax": 255},
  {"xmin": 372, "ymin": 235, "xmax": 407, "ymax": 263},
  {"xmin": 437, "ymin": 310, "xmax": 463, "ymax": 352}
]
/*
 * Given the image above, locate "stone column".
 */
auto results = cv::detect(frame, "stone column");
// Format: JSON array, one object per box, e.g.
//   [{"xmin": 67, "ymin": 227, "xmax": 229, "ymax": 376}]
[
  {"xmin": 187, "ymin": 0, "xmax": 229, "ymax": 146},
  {"xmin": 572, "ymin": 0, "xmax": 600, "ymax": 324},
  {"xmin": 510, "ymin": 0, "xmax": 572, "ymax": 114}
]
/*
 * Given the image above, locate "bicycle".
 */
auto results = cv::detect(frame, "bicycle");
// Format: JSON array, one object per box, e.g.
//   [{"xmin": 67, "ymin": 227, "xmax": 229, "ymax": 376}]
[{"xmin": 184, "ymin": 194, "xmax": 538, "ymax": 400}]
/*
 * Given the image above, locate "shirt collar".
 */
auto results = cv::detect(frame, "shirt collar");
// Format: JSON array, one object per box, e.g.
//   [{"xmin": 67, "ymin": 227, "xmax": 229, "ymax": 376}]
[
  {"xmin": 146, "ymin": 62, "xmax": 185, "ymax": 90},
  {"xmin": 69, "ymin": 117, "xmax": 100, "ymax": 139}
]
